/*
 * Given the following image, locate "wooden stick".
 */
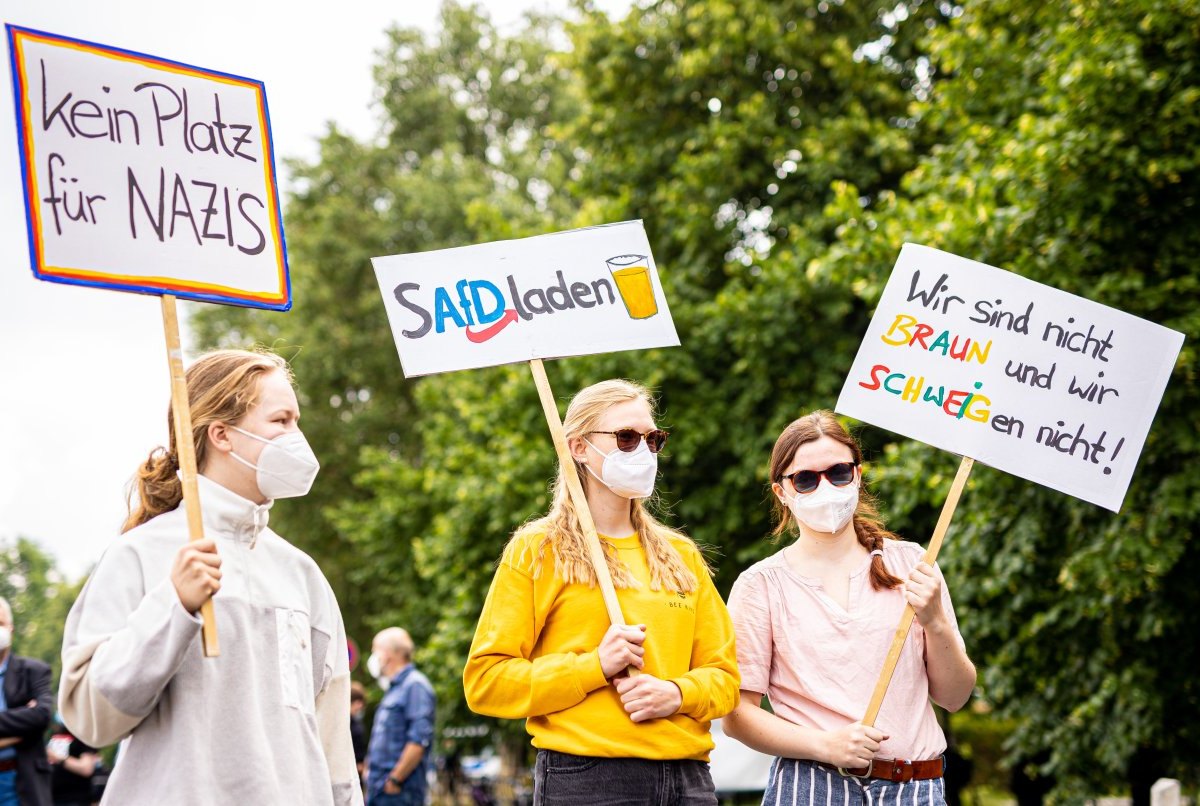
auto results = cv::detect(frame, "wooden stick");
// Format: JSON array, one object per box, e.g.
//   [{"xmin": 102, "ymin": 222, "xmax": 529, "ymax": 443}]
[
  {"xmin": 861, "ymin": 455, "xmax": 973, "ymax": 726},
  {"xmin": 528, "ymin": 359, "xmax": 628, "ymax": 629},
  {"xmin": 161, "ymin": 294, "xmax": 220, "ymax": 658}
]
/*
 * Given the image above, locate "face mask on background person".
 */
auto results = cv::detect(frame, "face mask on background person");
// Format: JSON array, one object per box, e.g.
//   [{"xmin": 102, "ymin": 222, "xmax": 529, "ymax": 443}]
[
  {"xmin": 0, "ymin": 626, "xmax": 11, "ymax": 651},
  {"xmin": 367, "ymin": 652, "xmax": 390, "ymax": 690},
  {"xmin": 229, "ymin": 426, "xmax": 320, "ymax": 500},
  {"xmin": 787, "ymin": 479, "xmax": 859, "ymax": 534},
  {"xmin": 584, "ymin": 438, "xmax": 657, "ymax": 499}
]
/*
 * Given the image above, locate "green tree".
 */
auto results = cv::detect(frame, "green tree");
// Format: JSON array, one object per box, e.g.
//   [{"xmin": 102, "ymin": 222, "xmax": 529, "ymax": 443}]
[
  {"xmin": 191, "ymin": 2, "xmax": 585, "ymax": 732},
  {"xmin": 194, "ymin": 0, "xmax": 1200, "ymax": 796},
  {"xmin": 555, "ymin": 0, "xmax": 960, "ymax": 594},
  {"xmin": 0, "ymin": 537, "xmax": 84, "ymax": 685},
  {"xmin": 817, "ymin": 0, "xmax": 1200, "ymax": 796},
  {"xmin": 327, "ymin": 0, "xmax": 955, "ymax": 742}
]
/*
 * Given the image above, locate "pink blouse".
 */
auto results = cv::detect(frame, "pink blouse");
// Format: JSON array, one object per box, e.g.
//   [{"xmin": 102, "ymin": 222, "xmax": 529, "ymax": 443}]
[{"xmin": 728, "ymin": 540, "xmax": 964, "ymax": 761}]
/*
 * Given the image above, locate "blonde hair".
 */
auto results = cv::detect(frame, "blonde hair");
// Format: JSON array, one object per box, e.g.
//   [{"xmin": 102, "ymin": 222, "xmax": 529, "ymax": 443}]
[
  {"xmin": 122, "ymin": 349, "xmax": 292, "ymax": 533},
  {"xmin": 507, "ymin": 379, "xmax": 700, "ymax": 592}
]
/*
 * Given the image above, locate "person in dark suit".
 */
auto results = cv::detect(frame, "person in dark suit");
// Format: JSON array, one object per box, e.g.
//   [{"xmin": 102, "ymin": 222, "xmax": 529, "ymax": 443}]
[{"xmin": 0, "ymin": 597, "xmax": 52, "ymax": 806}]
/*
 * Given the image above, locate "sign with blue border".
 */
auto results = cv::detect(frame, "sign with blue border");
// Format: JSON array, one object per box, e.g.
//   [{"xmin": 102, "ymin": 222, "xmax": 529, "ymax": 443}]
[{"xmin": 5, "ymin": 25, "xmax": 290, "ymax": 310}]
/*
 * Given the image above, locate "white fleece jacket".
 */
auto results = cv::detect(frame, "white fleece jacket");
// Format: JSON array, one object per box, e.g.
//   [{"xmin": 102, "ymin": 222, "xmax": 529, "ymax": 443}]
[{"xmin": 59, "ymin": 475, "xmax": 363, "ymax": 806}]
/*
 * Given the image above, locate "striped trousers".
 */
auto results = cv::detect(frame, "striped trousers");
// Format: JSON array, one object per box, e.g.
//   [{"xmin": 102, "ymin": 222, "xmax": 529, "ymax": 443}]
[{"xmin": 761, "ymin": 758, "xmax": 946, "ymax": 806}]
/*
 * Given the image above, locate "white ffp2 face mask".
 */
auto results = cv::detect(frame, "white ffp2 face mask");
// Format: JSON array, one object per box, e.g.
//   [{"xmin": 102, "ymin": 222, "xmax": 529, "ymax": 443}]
[
  {"xmin": 584, "ymin": 438, "xmax": 657, "ymax": 499},
  {"xmin": 787, "ymin": 478, "xmax": 859, "ymax": 534},
  {"xmin": 367, "ymin": 652, "xmax": 390, "ymax": 690},
  {"xmin": 229, "ymin": 426, "xmax": 320, "ymax": 500},
  {"xmin": 0, "ymin": 626, "xmax": 11, "ymax": 651}
]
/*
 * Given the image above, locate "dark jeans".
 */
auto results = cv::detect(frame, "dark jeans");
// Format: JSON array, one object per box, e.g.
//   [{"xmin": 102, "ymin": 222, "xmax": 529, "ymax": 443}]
[{"xmin": 534, "ymin": 750, "xmax": 716, "ymax": 806}]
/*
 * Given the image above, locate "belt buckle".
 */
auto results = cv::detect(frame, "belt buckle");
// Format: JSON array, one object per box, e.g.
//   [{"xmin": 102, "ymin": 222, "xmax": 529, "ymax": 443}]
[
  {"xmin": 837, "ymin": 763, "xmax": 871, "ymax": 781},
  {"xmin": 892, "ymin": 759, "xmax": 914, "ymax": 783}
]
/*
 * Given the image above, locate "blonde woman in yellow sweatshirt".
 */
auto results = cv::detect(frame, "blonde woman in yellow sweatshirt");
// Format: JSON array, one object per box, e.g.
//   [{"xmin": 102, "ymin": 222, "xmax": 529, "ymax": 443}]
[{"xmin": 464, "ymin": 379, "xmax": 739, "ymax": 805}]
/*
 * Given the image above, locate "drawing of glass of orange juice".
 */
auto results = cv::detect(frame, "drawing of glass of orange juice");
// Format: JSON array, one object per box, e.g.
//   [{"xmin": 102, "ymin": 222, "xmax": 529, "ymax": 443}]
[{"xmin": 606, "ymin": 254, "xmax": 658, "ymax": 319}]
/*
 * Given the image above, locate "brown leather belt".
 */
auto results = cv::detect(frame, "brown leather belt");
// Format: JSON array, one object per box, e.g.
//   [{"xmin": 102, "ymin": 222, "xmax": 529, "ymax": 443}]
[
  {"xmin": 843, "ymin": 757, "xmax": 945, "ymax": 782},
  {"xmin": 0, "ymin": 758, "xmax": 16, "ymax": 772}
]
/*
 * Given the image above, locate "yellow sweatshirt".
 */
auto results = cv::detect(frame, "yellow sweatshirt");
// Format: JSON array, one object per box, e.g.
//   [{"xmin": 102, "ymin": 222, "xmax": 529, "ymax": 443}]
[{"xmin": 464, "ymin": 530, "xmax": 739, "ymax": 761}]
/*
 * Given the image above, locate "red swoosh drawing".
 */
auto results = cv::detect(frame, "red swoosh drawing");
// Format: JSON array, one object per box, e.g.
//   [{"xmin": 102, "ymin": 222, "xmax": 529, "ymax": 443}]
[{"xmin": 465, "ymin": 309, "xmax": 519, "ymax": 343}]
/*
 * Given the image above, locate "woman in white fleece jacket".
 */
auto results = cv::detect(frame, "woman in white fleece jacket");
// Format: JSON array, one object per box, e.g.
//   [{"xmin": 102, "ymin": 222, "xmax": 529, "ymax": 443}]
[{"xmin": 59, "ymin": 349, "xmax": 362, "ymax": 806}]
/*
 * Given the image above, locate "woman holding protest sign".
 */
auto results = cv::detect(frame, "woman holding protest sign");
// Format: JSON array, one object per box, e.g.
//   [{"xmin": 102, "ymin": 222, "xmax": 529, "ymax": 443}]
[
  {"xmin": 59, "ymin": 349, "xmax": 361, "ymax": 806},
  {"xmin": 722, "ymin": 411, "xmax": 975, "ymax": 805},
  {"xmin": 464, "ymin": 379, "xmax": 739, "ymax": 805}
]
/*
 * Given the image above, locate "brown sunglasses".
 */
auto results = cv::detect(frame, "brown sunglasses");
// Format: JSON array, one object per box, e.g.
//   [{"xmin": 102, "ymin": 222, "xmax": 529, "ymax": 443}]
[{"xmin": 587, "ymin": 428, "xmax": 669, "ymax": 454}]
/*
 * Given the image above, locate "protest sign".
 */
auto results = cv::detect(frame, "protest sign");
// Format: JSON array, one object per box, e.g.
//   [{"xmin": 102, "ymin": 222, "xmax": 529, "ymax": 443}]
[
  {"xmin": 4, "ymin": 26, "xmax": 299, "ymax": 655},
  {"xmin": 373, "ymin": 222, "xmax": 679, "ymax": 640},
  {"xmin": 837, "ymin": 243, "xmax": 1183, "ymax": 513},
  {"xmin": 835, "ymin": 243, "xmax": 1184, "ymax": 744},
  {"xmin": 6, "ymin": 24, "xmax": 289, "ymax": 310},
  {"xmin": 371, "ymin": 221, "xmax": 679, "ymax": 377}
]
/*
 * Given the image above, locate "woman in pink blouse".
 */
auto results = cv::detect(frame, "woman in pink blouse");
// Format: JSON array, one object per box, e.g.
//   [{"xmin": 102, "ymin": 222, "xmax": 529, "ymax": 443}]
[{"xmin": 724, "ymin": 411, "xmax": 975, "ymax": 805}]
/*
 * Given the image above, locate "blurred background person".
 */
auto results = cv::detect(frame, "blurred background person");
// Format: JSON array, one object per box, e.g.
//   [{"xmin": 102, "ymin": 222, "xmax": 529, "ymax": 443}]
[
  {"xmin": 0, "ymin": 596, "xmax": 52, "ymax": 806},
  {"xmin": 350, "ymin": 682, "xmax": 367, "ymax": 785},
  {"xmin": 46, "ymin": 720, "xmax": 96, "ymax": 806},
  {"xmin": 365, "ymin": 628, "xmax": 435, "ymax": 805}
]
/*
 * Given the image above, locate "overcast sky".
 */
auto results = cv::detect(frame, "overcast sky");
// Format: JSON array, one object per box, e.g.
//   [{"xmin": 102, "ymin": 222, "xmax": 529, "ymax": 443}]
[{"xmin": 0, "ymin": 0, "xmax": 626, "ymax": 579}]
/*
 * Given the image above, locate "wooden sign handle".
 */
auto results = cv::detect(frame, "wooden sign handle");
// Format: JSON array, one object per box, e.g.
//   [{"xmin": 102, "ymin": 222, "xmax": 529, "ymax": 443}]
[
  {"xmin": 161, "ymin": 295, "xmax": 220, "ymax": 658},
  {"xmin": 528, "ymin": 360, "xmax": 642, "ymax": 679},
  {"xmin": 528, "ymin": 360, "xmax": 627, "ymax": 626},
  {"xmin": 860, "ymin": 455, "xmax": 974, "ymax": 726}
]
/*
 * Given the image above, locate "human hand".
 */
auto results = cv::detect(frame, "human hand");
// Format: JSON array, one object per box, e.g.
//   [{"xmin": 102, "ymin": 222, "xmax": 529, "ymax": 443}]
[
  {"xmin": 903, "ymin": 562, "xmax": 947, "ymax": 630},
  {"xmin": 383, "ymin": 776, "xmax": 402, "ymax": 795},
  {"xmin": 597, "ymin": 623, "xmax": 646, "ymax": 678},
  {"xmin": 613, "ymin": 674, "xmax": 681, "ymax": 722},
  {"xmin": 47, "ymin": 746, "xmax": 66, "ymax": 764},
  {"xmin": 822, "ymin": 722, "xmax": 888, "ymax": 768},
  {"xmin": 170, "ymin": 539, "xmax": 222, "ymax": 614}
]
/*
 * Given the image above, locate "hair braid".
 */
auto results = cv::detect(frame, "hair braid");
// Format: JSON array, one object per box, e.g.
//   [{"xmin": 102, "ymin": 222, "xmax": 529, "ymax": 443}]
[{"xmin": 769, "ymin": 410, "xmax": 904, "ymax": 591}]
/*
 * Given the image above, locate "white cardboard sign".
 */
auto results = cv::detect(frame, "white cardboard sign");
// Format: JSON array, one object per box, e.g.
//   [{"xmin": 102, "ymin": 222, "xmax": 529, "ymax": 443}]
[
  {"xmin": 6, "ymin": 25, "xmax": 290, "ymax": 309},
  {"xmin": 836, "ymin": 244, "xmax": 1183, "ymax": 512},
  {"xmin": 372, "ymin": 221, "xmax": 680, "ymax": 377}
]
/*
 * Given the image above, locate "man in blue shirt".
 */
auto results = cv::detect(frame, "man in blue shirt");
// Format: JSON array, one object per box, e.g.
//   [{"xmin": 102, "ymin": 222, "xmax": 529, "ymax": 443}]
[{"xmin": 365, "ymin": 628, "xmax": 435, "ymax": 806}]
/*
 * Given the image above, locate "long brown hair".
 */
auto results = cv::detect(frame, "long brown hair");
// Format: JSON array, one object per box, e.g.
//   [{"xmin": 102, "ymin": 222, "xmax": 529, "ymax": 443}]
[
  {"xmin": 769, "ymin": 410, "xmax": 903, "ymax": 590},
  {"xmin": 506, "ymin": 379, "xmax": 700, "ymax": 592},
  {"xmin": 122, "ymin": 349, "xmax": 292, "ymax": 533}
]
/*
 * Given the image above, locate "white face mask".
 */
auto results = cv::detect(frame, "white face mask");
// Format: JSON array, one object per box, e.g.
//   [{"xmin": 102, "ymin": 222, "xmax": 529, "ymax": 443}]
[
  {"xmin": 0, "ymin": 626, "xmax": 11, "ymax": 651},
  {"xmin": 366, "ymin": 652, "xmax": 390, "ymax": 690},
  {"xmin": 583, "ymin": 438, "xmax": 657, "ymax": 499},
  {"xmin": 786, "ymin": 478, "xmax": 859, "ymax": 534},
  {"xmin": 229, "ymin": 426, "xmax": 320, "ymax": 500}
]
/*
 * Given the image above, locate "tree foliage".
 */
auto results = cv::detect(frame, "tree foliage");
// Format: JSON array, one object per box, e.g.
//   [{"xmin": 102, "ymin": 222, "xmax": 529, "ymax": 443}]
[
  {"xmin": 1, "ymin": 537, "xmax": 83, "ymax": 685},
  {"xmin": 191, "ymin": 0, "xmax": 1200, "ymax": 795},
  {"xmin": 190, "ymin": 3, "xmax": 581, "ymax": 677},
  {"xmin": 822, "ymin": 0, "xmax": 1200, "ymax": 793}
]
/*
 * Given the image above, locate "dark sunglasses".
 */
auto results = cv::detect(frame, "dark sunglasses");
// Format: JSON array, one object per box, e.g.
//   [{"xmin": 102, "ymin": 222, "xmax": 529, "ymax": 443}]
[
  {"xmin": 779, "ymin": 461, "xmax": 859, "ymax": 494},
  {"xmin": 588, "ymin": 428, "xmax": 669, "ymax": 454}
]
